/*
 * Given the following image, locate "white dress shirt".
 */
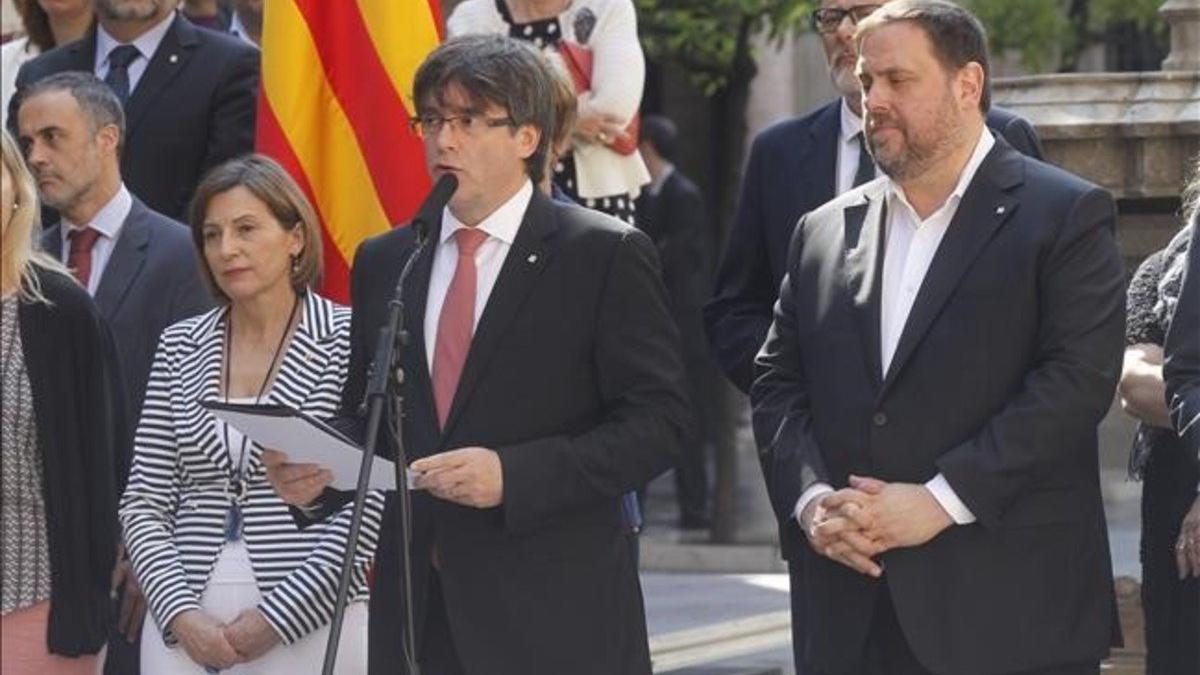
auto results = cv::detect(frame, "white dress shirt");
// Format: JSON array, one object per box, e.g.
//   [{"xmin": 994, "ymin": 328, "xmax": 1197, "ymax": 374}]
[
  {"xmin": 794, "ymin": 127, "xmax": 997, "ymax": 529},
  {"xmin": 59, "ymin": 184, "xmax": 134, "ymax": 295},
  {"xmin": 95, "ymin": 10, "xmax": 176, "ymax": 95},
  {"xmin": 835, "ymin": 98, "xmax": 875, "ymax": 195},
  {"xmin": 423, "ymin": 180, "xmax": 532, "ymax": 373}
]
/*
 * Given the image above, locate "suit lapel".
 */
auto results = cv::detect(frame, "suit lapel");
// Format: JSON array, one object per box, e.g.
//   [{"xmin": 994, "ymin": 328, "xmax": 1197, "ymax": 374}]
[
  {"xmin": 180, "ymin": 307, "xmax": 231, "ymax": 473},
  {"xmin": 40, "ymin": 224, "xmax": 63, "ymax": 262},
  {"xmin": 879, "ymin": 142, "xmax": 1024, "ymax": 397},
  {"xmin": 402, "ymin": 226, "xmax": 440, "ymax": 438},
  {"xmin": 805, "ymin": 102, "xmax": 841, "ymax": 210},
  {"xmin": 843, "ymin": 186, "xmax": 887, "ymax": 390},
  {"xmin": 124, "ymin": 14, "xmax": 198, "ymax": 135},
  {"xmin": 249, "ymin": 292, "xmax": 336, "ymax": 475},
  {"xmin": 93, "ymin": 201, "xmax": 149, "ymax": 318},
  {"xmin": 440, "ymin": 193, "xmax": 557, "ymax": 438}
]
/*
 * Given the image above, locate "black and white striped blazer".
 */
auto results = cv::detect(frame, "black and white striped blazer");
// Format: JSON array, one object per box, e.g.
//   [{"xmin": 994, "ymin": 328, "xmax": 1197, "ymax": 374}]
[{"xmin": 119, "ymin": 291, "xmax": 386, "ymax": 645}]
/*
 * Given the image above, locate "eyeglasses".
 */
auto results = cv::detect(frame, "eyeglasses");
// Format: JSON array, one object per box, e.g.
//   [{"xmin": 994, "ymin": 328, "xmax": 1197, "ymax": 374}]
[
  {"xmin": 810, "ymin": 4, "xmax": 882, "ymax": 34},
  {"xmin": 409, "ymin": 113, "xmax": 515, "ymax": 138}
]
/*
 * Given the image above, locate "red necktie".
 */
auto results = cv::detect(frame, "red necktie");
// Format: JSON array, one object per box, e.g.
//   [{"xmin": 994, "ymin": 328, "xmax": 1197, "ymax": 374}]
[
  {"xmin": 431, "ymin": 227, "xmax": 489, "ymax": 428},
  {"xmin": 67, "ymin": 227, "xmax": 101, "ymax": 288}
]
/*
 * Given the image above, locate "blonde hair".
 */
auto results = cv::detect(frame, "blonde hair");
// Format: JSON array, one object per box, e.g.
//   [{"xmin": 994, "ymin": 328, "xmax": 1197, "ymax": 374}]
[{"xmin": 1, "ymin": 129, "xmax": 70, "ymax": 303}]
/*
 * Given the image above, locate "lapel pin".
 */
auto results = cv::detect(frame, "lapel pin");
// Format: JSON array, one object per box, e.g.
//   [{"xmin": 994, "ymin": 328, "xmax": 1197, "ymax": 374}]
[
  {"xmin": 169, "ymin": 54, "xmax": 179, "ymax": 64},
  {"xmin": 995, "ymin": 205, "xmax": 1006, "ymax": 216},
  {"xmin": 527, "ymin": 253, "xmax": 539, "ymax": 264}
]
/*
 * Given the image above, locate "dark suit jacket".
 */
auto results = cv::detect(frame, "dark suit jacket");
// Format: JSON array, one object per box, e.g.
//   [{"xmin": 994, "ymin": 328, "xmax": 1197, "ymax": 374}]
[
  {"xmin": 13, "ymin": 14, "xmax": 259, "ymax": 219},
  {"xmin": 314, "ymin": 189, "xmax": 689, "ymax": 675},
  {"xmin": 42, "ymin": 196, "xmax": 211, "ymax": 479},
  {"xmin": 18, "ymin": 267, "xmax": 122, "ymax": 656},
  {"xmin": 1165, "ymin": 212, "xmax": 1200, "ymax": 455},
  {"xmin": 751, "ymin": 138, "xmax": 1123, "ymax": 674},
  {"xmin": 635, "ymin": 169, "xmax": 713, "ymax": 363},
  {"xmin": 705, "ymin": 100, "xmax": 1045, "ymax": 392}
]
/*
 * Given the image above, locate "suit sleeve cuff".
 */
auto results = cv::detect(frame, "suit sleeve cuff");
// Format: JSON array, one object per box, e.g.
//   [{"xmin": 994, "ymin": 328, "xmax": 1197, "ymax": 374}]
[
  {"xmin": 925, "ymin": 473, "xmax": 977, "ymax": 525},
  {"xmin": 794, "ymin": 483, "xmax": 834, "ymax": 527}
]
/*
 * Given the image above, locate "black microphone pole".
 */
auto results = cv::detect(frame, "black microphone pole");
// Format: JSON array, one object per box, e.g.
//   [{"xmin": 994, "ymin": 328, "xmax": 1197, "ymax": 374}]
[{"xmin": 322, "ymin": 174, "xmax": 458, "ymax": 675}]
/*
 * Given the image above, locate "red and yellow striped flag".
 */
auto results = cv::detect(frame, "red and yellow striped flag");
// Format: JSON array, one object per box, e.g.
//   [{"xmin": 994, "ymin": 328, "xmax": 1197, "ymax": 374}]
[{"xmin": 256, "ymin": 1, "xmax": 443, "ymax": 302}]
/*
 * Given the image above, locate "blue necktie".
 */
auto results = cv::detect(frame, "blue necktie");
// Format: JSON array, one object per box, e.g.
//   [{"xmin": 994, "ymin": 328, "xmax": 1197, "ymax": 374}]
[
  {"xmin": 853, "ymin": 132, "xmax": 877, "ymax": 188},
  {"xmin": 104, "ymin": 45, "xmax": 141, "ymax": 106}
]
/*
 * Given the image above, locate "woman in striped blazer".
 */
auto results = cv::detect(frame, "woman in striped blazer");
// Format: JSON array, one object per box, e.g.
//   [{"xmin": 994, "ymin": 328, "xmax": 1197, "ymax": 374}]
[{"xmin": 120, "ymin": 155, "xmax": 385, "ymax": 674}]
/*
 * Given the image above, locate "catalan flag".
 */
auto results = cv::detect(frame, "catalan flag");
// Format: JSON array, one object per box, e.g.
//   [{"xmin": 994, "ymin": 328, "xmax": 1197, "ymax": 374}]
[{"xmin": 256, "ymin": 0, "xmax": 443, "ymax": 302}]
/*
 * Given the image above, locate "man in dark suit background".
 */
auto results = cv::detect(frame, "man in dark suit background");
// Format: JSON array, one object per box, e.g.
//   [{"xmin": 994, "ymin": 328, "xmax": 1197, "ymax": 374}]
[
  {"xmin": 11, "ymin": 0, "xmax": 259, "ymax": 219},
  {"xmin": 705, "ymin": 0, "xmax": 1045, "ymax": 396},
  {"xmin": 265, "ymin": 35, "xmax": 689, "ymax": 675},
  {"xmin": 635, "ymin": 114, "xmax": 719, "ymax": 529},
  {"xmin": 752, "ymin": 2, "xmax": 1123, "ymax": 673},
  {"xmin": 16, "ymin": 71, "xmax": 212, "ymax": 675}
]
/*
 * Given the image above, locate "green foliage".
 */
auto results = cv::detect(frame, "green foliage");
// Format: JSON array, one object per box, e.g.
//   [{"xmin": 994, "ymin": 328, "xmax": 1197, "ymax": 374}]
[
  {"xmin": 967, "ymin": 0, "xmax": 1070, "ymax": 72},
  {"xmin": 1092, "ymin": 0, "xmax": 1166, "ymax": 28},
  {"xmin": 635, "ymin": 0, "xmax": 815, "ymax": 94},
  {"xmin": 967, "ymin": 0, "xmax": 1166, "ymax": 72}
]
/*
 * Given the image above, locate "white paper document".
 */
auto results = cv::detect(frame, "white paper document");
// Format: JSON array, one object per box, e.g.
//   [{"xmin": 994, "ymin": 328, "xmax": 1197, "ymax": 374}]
[{"xmin": 203, "ymin": 401, "xmax": 414, "ymax": 491}]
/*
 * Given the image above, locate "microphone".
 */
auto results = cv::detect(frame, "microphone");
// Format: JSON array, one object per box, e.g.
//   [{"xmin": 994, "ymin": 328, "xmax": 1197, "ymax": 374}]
[{"xmin": 410, "ymin": 173, "xmax": 459, "ymax": 243}]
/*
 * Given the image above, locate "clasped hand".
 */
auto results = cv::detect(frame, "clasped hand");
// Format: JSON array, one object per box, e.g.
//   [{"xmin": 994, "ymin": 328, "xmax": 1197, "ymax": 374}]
[
  {"xmin": 800, "ymin": 475, "xmax": 954, "ymax": 577},
  {"xmin": 170, "ymin": 608, "xmax": 279, "ymax": 669}
]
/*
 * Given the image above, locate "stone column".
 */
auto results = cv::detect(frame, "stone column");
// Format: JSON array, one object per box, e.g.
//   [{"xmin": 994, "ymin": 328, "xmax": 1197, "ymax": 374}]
[{"xmin": 1161, "ymin": 0, "xmax": 1200, "ymax": 71}]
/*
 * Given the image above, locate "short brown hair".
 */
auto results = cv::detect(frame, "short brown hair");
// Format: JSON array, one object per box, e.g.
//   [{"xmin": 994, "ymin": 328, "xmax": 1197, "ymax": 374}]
[
  {"xmin": 188, "ymin": 154, "xmax": 324, "ymax": 302},
  {"xmin": 855, "ymin": 0, "xmax": 992, "ymax": 113}
]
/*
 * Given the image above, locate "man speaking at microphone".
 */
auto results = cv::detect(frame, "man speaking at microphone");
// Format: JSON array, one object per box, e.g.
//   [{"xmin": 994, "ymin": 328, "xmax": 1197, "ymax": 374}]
[{"xmin": 263, "ymin": 35, "xmax": 690, "ymax": 675}]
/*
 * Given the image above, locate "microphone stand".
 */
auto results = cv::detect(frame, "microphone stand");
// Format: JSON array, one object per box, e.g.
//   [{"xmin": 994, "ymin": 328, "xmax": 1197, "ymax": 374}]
[{"xmin": 322, "ymin": 230, "xmax": 428, "ymax": 675}]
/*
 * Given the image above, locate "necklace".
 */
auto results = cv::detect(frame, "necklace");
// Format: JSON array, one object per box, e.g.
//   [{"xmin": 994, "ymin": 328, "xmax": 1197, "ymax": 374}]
[{"xmin": 221, "ymin": 292, "xmax": 301, "ymax": 542}]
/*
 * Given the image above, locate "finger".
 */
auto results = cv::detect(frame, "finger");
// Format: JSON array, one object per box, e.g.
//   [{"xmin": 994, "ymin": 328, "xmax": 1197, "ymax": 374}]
[
  {"xmin": 110, "ymin": 561, "xmax": 126, "ymax": 590},
  {"xmin": 278, "ymin": 464, "xmax": 325, "ymax": 485},
  {"xmin": 829, "ymin": 501, "xmax": 874, "ymax": 531},
  {"xmin": 813, "ymin": 515, "xmax": 864, "ymax": 540},
  {"xmin": 118, "ymin": 589, "xmax": 135, "ymax": 635},
  {"xmin": 126, "ymin": 598, "xmax": 147, "ymax": 642},
  {"xmin": 820, "ymin": 489, "xmax": 871, "ymax": 510},
  {"xmin": 260, "ymin": 449, "xmax": 289, "ymax": 467},
  {"xmin": 837, "ymin": 528, "xmax": 885, "ymax": 557},
  {"xmin": 1178, "ymin": 542, "xmax": 1190, "ymax": 581},
  {"xmin": 848, "ymin": 475, "xmax": 888, "ymax": 494},
  {"xmin": 1189, "ymin": 543, "xmax": 1200, "ymax": 579},
  {"xmin": 826, "ymin": 542, "xmax": 883, "ymax": 577}
]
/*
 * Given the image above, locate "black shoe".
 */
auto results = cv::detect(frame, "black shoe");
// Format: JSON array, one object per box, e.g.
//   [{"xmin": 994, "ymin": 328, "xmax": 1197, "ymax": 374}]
[{"xmin": 679, "ymin": 514, "xmax": 712, "ymax": 530}]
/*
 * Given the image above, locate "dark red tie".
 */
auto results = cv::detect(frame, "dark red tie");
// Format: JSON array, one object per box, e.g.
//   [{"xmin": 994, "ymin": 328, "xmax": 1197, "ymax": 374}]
[
  {"xmin": 431, "ymin": 227, "xmax": 489, "ymax": 428},
  {"xmin": 67, "ymin": 227, "xmax": 101, "ymax": 288}
]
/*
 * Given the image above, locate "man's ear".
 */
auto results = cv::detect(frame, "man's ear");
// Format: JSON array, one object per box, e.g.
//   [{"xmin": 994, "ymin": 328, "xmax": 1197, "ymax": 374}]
[
  {"xmin": 96, "ymin": 123, "xmax": 121, "ymax": 156},
  {"xmin": 956, "ymin": 61, "xmax": 985, "ymax": 112},
  {"xmin": 515, "ymin": 124, "xmax": 541, "ymax": 161}
]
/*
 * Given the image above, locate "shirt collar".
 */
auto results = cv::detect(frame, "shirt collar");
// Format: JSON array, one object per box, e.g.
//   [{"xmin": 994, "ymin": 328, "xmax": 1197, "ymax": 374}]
[
  {"xmin": 96, "ymin": 10, "xmax": 176, "ymax": 68},
  {"xmin": 886, "ymin": 126, "xmax": 995, "ymax": 221},
  {"xmin": 648, "ymin": 164, "xmax": 674, "ymax": 196},
  {"xmin": 440, "ymin": 179, "xmax": 533, "ymax": 247},
  {"xmin": 229, "ymin": 11, "xmax": 257, "ymax": 47},
  {"xmin": 62, "ymin": 184, "xmax": 133, "ymax": 240},
  {"xmin": 839, "ymin": 97, "xmax": 864, "ymax": 144}
]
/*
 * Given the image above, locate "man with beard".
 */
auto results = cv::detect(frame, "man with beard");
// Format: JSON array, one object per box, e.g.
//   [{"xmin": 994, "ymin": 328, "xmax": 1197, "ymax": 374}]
[
  {"xmin": 751, "ymin": 1, "xmax": 1123, "ymax": 673},
  {"xmin": 10, "ymin": 0, "xmax": 258, "ymax": 219},
  {"xmin": 704, "ymin": 1, "xmax": 1043, "ymax": 669}
]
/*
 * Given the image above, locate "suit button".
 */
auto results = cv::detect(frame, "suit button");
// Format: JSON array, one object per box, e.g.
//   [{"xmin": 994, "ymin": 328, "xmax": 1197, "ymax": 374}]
[{"xmin": 872, "ymin": 412, "xmax": 888, "ymax": 427}]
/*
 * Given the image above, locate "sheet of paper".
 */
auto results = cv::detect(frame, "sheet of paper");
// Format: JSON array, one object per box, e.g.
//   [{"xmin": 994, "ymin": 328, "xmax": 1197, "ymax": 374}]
[{"xmin": 206, "ymin": 404, "xmax": 416, "ymax": 491}]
